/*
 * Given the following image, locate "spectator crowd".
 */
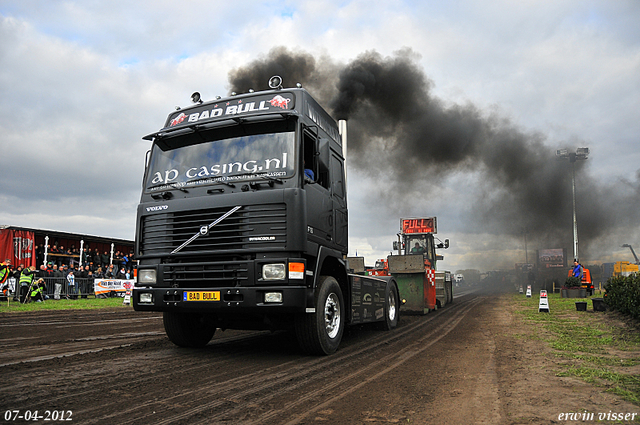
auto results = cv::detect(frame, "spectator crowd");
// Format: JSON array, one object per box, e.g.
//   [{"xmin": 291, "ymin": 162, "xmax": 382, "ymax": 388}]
[
  {"xmin": 33, "ymin": 243, "xmax": 136, "ymax": 279},
  {"xmin": 1, "ymin": 243, "xmax": 136, "ymax": 302}
]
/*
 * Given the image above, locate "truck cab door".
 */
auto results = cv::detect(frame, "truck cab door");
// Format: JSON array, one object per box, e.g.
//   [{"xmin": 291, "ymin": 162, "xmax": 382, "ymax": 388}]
[
  {"xmin": 330, "ymin": 153, "xmax": 347, "ymax": 249},
  {"xmin": 303, "ymin": 129, "xmax": 334, "ymax": 249}
]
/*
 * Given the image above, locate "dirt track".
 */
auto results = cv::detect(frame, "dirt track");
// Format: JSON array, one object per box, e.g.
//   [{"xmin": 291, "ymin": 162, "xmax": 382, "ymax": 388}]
[{"xmin": 1, "ymin": 291, "xmax": 638, "ymax": 424}]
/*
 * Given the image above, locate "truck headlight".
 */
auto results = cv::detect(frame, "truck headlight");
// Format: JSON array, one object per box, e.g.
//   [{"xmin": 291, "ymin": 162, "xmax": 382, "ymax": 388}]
[
  {"xmin": 262, "ymin": 263, "xmax": 285, "ymax": 280},
  {"xmin": 138, "ymin": 269, "xmax": 157, "ymax": 285},
  {"xmin": 139, "ymin": 292, "xmax": 154, "ymax": 303},
  {"xmin": 264, "ymin": 292, "xmax": 283, "ymax": 303}
]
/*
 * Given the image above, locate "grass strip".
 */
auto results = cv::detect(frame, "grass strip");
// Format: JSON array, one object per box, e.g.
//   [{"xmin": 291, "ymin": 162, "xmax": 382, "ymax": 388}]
[
  {"xmin": 511, "ymin": 292, "xmax": 640, "ymax": 406},
  {"xmin": 557, "ymin": 366, "xmax": 640, "ymax": 405},
  {"xmin": 0, "ymin": 296, "xmax": 130, "ymax": 312}
]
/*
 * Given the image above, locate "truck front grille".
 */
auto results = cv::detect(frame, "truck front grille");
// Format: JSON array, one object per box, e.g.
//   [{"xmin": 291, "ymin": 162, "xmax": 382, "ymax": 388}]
[
  {"xmin": 162, "ymin": 259, "xmax": 250, "ymax": 288},
  {"xmin": 140, "ymin": 204, "xmax": 286, "ymax": 256}
]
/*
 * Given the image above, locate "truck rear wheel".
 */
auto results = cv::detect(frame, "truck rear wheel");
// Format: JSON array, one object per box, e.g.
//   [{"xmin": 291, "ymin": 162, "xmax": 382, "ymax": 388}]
[
  {"xmin": 163, "ymin": 311, "xmax": 216, "ymax": 348},
  {"xmin": 295, "ymin": 276, "xmax": 344, "ymax": 355},
  {"xmin": 380, "ymin": 281, "xmax": 400, "ymax": 331}
]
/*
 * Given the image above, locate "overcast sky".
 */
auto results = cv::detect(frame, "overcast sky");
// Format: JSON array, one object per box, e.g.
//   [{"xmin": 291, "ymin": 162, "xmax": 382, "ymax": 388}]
[{"xmin": 1, "ymin": 1, "xmax": 639, "ymax": 272}]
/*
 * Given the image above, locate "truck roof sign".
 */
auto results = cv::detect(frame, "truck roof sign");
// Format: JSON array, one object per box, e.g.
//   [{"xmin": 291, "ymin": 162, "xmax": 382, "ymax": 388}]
[
  {"xmin": 163, "ymin": 92, "xmax": 296, "ymax": 130},
  {"xmin": 401, "ymin": 217, "xmax": 437, "ymax": 235}
]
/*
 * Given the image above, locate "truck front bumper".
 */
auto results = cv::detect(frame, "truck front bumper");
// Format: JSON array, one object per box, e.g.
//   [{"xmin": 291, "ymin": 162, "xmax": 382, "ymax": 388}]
[{"xmin": 132, "ymin": 286, "xmax": 309, "ymax": 314}]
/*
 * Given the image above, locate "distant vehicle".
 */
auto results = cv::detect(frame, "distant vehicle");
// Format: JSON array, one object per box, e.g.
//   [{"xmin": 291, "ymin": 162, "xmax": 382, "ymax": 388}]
[
  {"xmin": 568, "ymin": 267, "xmax": 594, "ymax": 295},
  {"xmin": 363, "ymin": 217, "xmax": 452, "ymax": 312}
]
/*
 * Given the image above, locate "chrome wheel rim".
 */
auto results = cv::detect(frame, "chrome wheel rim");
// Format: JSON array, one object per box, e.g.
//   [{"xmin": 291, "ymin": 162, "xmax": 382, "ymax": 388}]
[
  {"xmin": 324, "ymin": 293, "xmax": 341, "ymax": 339},
  {"xmin": 388, "ymin": 290, "xmax": 397, "ymax": 322}
]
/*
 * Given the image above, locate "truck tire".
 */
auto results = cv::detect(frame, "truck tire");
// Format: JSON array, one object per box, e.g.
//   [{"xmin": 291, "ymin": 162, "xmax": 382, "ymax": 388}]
[
  {"xmin": 163, "ymin": 311, "xmax": 216, "ymax": 348},
  {"xmin": 379, "ymin": 281, "xmax": 400, "ymax": 331},
  {"xmin": 295, "ymin": 276, "xmax": 344, "ymax": 355}
]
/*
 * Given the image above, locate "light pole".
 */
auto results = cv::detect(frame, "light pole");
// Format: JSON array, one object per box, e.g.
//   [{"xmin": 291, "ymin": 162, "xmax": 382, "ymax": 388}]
[
  {"xmin": 556, "ymin": 147, "xmax": 589, "ymax": 261},
  {"xmin": 522, "ymin": 229, "xmax": 529, "ymax": 265}
]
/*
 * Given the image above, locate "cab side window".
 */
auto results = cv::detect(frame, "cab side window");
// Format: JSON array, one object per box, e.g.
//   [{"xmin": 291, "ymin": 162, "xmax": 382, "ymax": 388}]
[
  {"xmin": 302, "ymin": 130, "xmax": 316, "ymax": 182},
  {"xmin": 330, "ymin": 154, "xmax": 345, "ymax": 198},
  {"xmin": 304, "ymin": 128, "xmax": 332, "ymax": 189}
]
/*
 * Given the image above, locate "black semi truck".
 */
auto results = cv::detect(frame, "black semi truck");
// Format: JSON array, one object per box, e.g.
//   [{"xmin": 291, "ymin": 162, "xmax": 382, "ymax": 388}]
[{"xmin": 133, "ymin": 76, "xmax": 400, "ymax": 354}]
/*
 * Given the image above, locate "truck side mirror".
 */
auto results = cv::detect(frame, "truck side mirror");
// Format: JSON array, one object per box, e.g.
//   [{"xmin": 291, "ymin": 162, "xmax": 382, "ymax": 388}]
[
  {"xmin": 393, "ymin": 241, "xmax": 398, "ymax": 251},
  {"xmin": 317, "ymin": 138, "xmax": 330, "ymax": 170}
]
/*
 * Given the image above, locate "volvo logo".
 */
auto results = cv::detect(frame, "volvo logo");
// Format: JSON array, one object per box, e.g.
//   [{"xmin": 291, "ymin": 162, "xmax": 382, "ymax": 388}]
[
  {"xmin": 171, "ymin": 205, "xmax": 242, "ymax": 254},
  {"xmin": 146, "ymin": 205, "xmax": 168, "ymax": 212}
]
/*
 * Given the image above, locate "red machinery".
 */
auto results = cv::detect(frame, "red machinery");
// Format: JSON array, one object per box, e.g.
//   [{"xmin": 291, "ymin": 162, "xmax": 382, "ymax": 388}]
[
  {"xmin": 568, "ymin": 266, "xmax": 594, "ymax": 295},
  {"xmin": 367, "ymin": 217, "xmax": 451, "ymax": 313}
]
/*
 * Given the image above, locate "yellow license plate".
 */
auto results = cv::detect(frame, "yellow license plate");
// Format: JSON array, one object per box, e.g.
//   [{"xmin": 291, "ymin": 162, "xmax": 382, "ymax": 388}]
[{"xmin": 183, "ymin": 291, "xmax": 221, "ymax": 302}]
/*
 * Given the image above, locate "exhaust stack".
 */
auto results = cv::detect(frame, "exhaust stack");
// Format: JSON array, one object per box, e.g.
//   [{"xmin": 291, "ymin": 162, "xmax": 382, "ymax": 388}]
[{"xmin": 339, "ymin": 119, "xmax": 347, "ymax": 187}]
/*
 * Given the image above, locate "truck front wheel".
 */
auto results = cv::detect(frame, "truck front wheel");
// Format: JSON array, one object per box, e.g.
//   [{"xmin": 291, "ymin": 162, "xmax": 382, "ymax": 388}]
[
  {"xmin": 163, "ymin": 311, "xmax": 216, "ymax": 348},
  {"xmin": 295, "ymin": 276, "xmax": 345, "ymax": 355}
]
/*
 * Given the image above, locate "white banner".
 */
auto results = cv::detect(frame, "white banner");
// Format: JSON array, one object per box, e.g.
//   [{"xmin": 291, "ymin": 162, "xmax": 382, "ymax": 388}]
[{"xmin": 94, "ymin": 279, "xmax": 135, "ymax": 296}]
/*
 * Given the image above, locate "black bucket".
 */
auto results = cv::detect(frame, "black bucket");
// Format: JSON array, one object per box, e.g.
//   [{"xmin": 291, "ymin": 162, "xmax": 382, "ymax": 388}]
[
  {"xmin": 591, "ymin": 298, "xmax": 607, "ymax": 312},
  {"xmin": 575, "ymin": 301, "xmax": 587, "ymax": 311}
]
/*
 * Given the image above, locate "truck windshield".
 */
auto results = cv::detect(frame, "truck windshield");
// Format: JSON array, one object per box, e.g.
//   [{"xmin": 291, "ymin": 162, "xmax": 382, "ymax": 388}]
[{"xmin": 145, "ymin": 129, "xmax": 295, "ymax": 192}]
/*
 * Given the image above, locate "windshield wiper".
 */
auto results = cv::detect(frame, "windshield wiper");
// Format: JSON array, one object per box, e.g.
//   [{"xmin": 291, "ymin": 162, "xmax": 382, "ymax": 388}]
[
  {"xmin": 244, "ymin": 173, "xmax": 284, "ymax": 188},
  {"xmin": 147, "ymin": 182, "xmax": 189, "ymax": 198},
  {"xmin": 261, "ymin": 174, "xmax": 284, "ymax": 185},
  {"xmin": 186, "ymin": 176, "xmax": 236, "ymax": 188}
]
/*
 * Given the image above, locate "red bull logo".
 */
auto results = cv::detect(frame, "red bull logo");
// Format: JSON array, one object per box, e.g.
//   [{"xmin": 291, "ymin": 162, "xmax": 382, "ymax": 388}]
[
  {"xmin": 269, "ymin": 95, "xmax": 290, "ymax": 109},
  {"xmin": 170, "ymin": 112, "xmax": 187, "ymax": 127}
]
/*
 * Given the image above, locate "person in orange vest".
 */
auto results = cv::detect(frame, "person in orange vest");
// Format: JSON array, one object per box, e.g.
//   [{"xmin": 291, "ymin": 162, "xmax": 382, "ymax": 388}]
[
  {"xmin": 0, "ymin": 259, "xmax": 11, "ymax": 301},
  {"xmin": 0, "ymin": 258, "xmax": 11, "ymax": 283}
]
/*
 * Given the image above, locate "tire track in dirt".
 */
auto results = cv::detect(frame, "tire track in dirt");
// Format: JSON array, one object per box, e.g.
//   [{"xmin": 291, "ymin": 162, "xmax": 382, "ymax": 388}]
[
  {"xmin": 271, "ymin": 298, "xmax": 482, "ymax": 425},
  {"xmin": 94, "ymin": 296, "xmax": 480, "ymax": 424},
  {"xmin": 0, "ymin": 332, "xmax": 165, "ymax": 367},
  {"xmin": 0, "ymin": 329, "xmax": 277, "ymax": 411},
  {"xmin": 0, "ymin": 310, "xmax": 160, "ymax": 328},
  {"xmin": 1, "ymin": 293, "xmax": 480, "ymax": 424}
]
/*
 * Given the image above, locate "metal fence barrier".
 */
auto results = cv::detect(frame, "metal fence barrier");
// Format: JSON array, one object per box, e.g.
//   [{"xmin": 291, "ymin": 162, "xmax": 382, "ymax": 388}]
[
  {"xmin": 5, "ymin": 277, "xmax": 112, "ymax": 301},
  {"xmin": 43, "ymin": 277, "xmax": 96, "ymax": 299}
]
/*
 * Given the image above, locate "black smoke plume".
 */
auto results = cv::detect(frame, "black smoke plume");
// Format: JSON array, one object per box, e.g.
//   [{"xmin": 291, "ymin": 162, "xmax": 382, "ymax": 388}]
[{"xmin": 228, "ymin": 47, "xmax": 640, "ymax": 263}]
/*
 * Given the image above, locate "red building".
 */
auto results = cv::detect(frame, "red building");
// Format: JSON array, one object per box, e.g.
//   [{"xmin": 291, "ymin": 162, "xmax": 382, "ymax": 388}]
[{"xmin": 0, "ymin": 225, "xmax": 133, "ymax": 268}]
